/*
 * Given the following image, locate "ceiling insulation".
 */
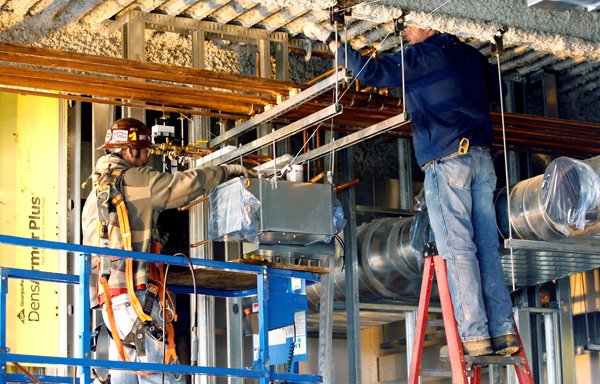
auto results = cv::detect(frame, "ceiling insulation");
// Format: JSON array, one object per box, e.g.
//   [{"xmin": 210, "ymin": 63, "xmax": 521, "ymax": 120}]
[{"xmin": 0, "ymin": 0, "xmax": 598, "ymax": 124}]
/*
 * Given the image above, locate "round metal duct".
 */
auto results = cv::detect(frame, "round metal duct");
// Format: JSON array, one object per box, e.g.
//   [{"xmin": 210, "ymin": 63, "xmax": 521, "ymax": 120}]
[
  {"xmin": 307, "ymin": 212, "xmax": 429, "ymax": 306},
  {"xmin": 496, "ymin": 157, "xmax": 600, "ymax": 241}
]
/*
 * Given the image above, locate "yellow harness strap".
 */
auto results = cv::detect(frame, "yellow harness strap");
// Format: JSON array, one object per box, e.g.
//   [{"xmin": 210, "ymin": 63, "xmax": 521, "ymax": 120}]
[
  {"xmin": 111, "ymin": 191, "xmax": 153, "ymax": 324},
  {"xmin": 99, "ymin": 276, "xmax": 156, "ymax": 377},
  {"xmin": 97, "ymin": 167, "xmax": 179, "ymax": 366}
]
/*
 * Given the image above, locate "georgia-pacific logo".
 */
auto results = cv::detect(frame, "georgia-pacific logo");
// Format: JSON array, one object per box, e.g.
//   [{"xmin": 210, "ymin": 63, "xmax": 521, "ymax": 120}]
[{"xmin": 17, "ymin": 308, "xmax": 25, "ymax": 324}]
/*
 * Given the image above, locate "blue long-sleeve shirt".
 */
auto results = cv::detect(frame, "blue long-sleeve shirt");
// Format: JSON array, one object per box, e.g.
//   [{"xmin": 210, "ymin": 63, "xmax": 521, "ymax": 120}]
[{"xmin": 337, "ymin": 33, "xmax": 501, "ymax": 166}]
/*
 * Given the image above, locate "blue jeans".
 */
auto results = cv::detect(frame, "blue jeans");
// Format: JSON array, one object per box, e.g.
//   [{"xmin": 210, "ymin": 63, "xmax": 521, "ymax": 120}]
[
  {"xmin": 424, "ymin": 148, "xmax": 514, "ymax": 342},
  {"xmin": 101, "ymin": 292, "xmax": 184, "ymax": 384}
]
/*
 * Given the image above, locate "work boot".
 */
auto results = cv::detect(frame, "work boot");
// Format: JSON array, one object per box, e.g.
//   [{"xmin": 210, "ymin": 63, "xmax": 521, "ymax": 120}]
[
  {"xmin": 492, "ymin": 334, "xmax": 520, "ymax": 355},
  {"xmin": 439, "ymin": 338, "xmax": 493, "ymax": 359}
]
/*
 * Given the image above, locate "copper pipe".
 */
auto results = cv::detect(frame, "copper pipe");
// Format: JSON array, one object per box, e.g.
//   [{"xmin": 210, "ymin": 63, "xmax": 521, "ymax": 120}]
[
  {"xmin": 1, "ymin": 43, "xmax": 599, "ymax": 158},
  {"xmin": 246, "ymin": 153, "xmax": 272, "ymax": 161},
  {"xmin": 0, "ymin": 70, "xmax": 258, "ymax": 115},
  {"xmin": 310, "ymin": 171, "xmax": 327, "ymax": 183},
  {"xmin": 0, "ymin": 64, "xmax": 270, "ymax": 105},
  {"xmin": 190, "ymin": 239, "xmax": 209, "ymax": 248},
  {"xmin": 289, "ymin": 47, "xmax": 334, "ymax": 60},
  {"xmin": 255, "ymin": 51, "xmax": 260, "ymax": 78},
  {"xmin": 303, "ymin": 130, "xmax": 308, "ymax": 154},
  {"xmin": 0, "ymin": 86, "xmax": 244, "ymax": 120},
  {"xmin": 334, "ymin": 178, "xmax": 360, "ymax": 192},
  {"xmin": 306, "ymin": 66, "xmax": 342, "ymax": 85},
  {"xmin": 178, "ymin": 195, "xmax": 209, "ymax": 211},
  {"xmin": 0, "ymin": 42, "xmax": 293, "ymax": 95},
  {"xmin": 313, "ymin": 91, "xmax": 402, "ymax": 110}
]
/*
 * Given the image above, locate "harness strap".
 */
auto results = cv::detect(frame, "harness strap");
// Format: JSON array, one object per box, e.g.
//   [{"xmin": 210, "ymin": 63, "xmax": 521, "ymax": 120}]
[
  {"xmin": 99, "ymin": 169, "xmax": 152, "ymax": 325},
  {"xmin": 96, "ymin": 166, "xmax": 179, "ymax": 366},
  {"xmin": 99, "ymin": 276, "xmax": 155, "ymax": 377},
  {"xmin": 149, "ymin": 263, "xmax": 179, "ymax": 364}
]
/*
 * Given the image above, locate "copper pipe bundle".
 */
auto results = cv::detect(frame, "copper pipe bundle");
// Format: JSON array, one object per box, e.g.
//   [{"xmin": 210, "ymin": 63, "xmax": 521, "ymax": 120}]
[{"xmin": 0, "ymin": 42, "xmax": 598, "ymax": 158}]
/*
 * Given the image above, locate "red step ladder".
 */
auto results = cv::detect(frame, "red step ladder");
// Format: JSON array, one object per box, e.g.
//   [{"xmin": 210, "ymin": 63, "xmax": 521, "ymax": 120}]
[{"xmin": 407, "ymin": 245, "xmax": 535, "ymax": 384}]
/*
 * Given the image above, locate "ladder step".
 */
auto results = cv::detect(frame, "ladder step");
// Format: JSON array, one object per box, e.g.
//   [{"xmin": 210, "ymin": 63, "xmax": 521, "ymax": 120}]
[
  {"xmin": 420, "ymin": 369, "xmax": 476, "ymax": 378},
  {"xmin": 440, "ymin": 354, "xmax": 523, "ymax": 365},
  {"xmin": 466, "ymin": 355, "xmax": 523, "ymax": 365},
  {"xmin": 427, "ymin": 319, "xmax": 445, "ymax": 327},
  {"xmin": 420, "ymin": 369, "xmax": 453, "ymax": 378}
]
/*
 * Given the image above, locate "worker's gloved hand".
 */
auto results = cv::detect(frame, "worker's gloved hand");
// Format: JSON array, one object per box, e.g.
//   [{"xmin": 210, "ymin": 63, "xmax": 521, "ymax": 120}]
[
  {"xmin": 223, "ymin": 164, "xmax": 257, "ymax": 179},
  {"xmin": 303, "ymin": 22, "xmax": 332, "ymax": 44}
]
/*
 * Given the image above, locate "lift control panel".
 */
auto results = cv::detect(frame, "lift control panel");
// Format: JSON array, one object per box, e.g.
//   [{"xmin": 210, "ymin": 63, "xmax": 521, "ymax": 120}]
[{"xmin": 252, "ymin": 275, "xmax": 308, "ymax": 367}]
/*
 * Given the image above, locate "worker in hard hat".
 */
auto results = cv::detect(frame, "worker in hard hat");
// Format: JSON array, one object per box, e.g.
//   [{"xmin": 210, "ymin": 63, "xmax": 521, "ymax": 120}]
[
  {"xmin": 82, "ymin": 118, "xmax": 254, "ymax": 383},
  {"xmin": 303, "ymin": 23, "xmax": 519, "ymax": 357}
]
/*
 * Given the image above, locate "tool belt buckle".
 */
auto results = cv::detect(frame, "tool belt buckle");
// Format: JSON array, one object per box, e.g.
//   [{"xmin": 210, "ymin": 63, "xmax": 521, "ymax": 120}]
[
  {"xmin": 123, "ymin": 318, "xmax": 147, "ymax": 357},
  {"xmin": 458, "ymin": 138, "xmax": 470, "ymax": 155},
  {"xmin": 147, "ymin": 323, "xmax": 164, "ymax": 342}
]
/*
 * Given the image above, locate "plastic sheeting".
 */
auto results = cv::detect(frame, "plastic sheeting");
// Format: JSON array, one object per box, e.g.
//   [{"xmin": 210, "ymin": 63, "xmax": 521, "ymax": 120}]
[
  {"xmin": 496, "ymin": 156, "xmax": 600, "ymax": 241},
  {"xmin": 323, "ymin": 199, "xmax": 346, "ymax": 243},
  {"xmin": 209, "ymin": 177, "xmax": 261, "ymax": 243},
  {"xmin": 541, "ymin": 157, "xmax": 600, "ymax": 234}
]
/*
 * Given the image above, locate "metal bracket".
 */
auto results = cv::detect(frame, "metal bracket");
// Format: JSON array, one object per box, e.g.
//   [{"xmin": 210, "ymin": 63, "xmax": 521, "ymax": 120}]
[
  {"xmin": 212, "ymin": 103, "xmax": 343, "ymax": 165},
  {"xmin": 394, "ymin": 18, "xmax": 406, "ymax": 37},
  {"xmin": 294, "ymin": 112, "xmax": 410, "ymax": 164},
  {"xmin": 210, "ymin": 69, "xmax": 346, "ymax": 147},
  {"xmin": 330, "ymin": 7, "xmax": 351, "ymax": 27},
  {"xmin": 491, "ymin": 28, "xmax": 508, "ymax": 57}
]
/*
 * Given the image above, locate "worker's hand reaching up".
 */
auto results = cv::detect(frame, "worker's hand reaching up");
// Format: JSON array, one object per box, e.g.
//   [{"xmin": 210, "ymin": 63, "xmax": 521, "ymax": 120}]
[{"xmin": 222, "ymin": 164, "xmax": 257, "ymax": 179}]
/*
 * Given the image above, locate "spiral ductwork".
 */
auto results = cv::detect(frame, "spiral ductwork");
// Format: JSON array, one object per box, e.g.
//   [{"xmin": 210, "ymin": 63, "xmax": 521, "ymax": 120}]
[
  {"xmin": 308, "ymin": 157, "xmax": 600, "ymax": 305},
  {"xmin": 307, "ymin": 213, "xmax": 429, "ymax": 306},
  {"xmin": 496, "ymin": 157, "xmax": 600, "ymax": 241}
]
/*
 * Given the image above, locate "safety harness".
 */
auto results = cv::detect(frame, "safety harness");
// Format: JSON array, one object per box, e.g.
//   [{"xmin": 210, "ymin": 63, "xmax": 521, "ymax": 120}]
[{"xmin": 95, "ymin": 167, "xmax": 179, "ymax": 372}]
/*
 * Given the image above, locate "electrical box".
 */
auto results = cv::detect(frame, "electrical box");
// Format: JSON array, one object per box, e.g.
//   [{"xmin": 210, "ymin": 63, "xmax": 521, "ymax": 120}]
[{"xmin": 246, "ymin": 178, "xmax": 335, "ymax": 246}]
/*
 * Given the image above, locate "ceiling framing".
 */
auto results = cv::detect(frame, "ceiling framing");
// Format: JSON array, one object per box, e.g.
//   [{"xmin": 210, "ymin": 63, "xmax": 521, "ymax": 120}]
[
  {"xmin": 0, "ymin": 1, "xmax": 598, "ymax": 119},
  {"xmin": 0, "ymin": 38, "xmax": 598, "ymax": 159}
]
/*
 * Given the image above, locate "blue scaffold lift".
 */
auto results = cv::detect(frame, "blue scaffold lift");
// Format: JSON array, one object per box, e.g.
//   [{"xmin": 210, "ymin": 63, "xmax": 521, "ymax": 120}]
[{"xmin": 0, "ymin": 234, "xmax": 325, "ymax": 384}]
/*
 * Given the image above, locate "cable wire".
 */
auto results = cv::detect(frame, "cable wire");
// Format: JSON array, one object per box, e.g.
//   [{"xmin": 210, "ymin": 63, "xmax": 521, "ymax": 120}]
[
  {"xmin": 337, "ymin": 0, "xmax": 453, "ymax": 104},
  {"xmin": 173, "ymin": 252, "xmax": 199, "ymax": 381},
  {"xmin": 496, "ymin": 48, "xmax": 517, "ymax": 292},
  {"xmin": 161, "ymin": 264, "xmax": 169, "ymax": 384},
  {"xmin": 581, "ymin": 273, "xmax": 591, "ymax": 346}
]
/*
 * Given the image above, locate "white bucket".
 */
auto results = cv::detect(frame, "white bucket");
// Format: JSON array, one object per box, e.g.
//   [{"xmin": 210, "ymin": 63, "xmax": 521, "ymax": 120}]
[{"xmin": 286, "ymin": 164, "xmax": 304, "ymax": 182}]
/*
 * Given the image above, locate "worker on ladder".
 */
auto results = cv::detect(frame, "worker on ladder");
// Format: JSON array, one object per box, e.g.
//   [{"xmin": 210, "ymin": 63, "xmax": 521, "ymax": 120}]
[
  {"xmin": 304, "ymin": 22, "xmax": 520, "ymax": 357},
  {"xmin": 82, "ymin": 118, "xmax": 255, "ymax": 383}
]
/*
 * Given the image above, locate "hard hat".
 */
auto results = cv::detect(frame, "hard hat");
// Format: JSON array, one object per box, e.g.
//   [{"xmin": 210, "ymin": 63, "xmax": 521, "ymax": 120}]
[{"xmin": 98, "ymin": 118, "xmax": 153, "ymax": 150}]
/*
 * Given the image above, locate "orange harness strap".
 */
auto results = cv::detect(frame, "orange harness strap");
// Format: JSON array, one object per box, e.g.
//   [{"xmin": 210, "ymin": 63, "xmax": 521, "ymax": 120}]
[
  {"xmin": 97, "ymin": 168, "xmax": 179, "ymax": 367},
  {"xmin": 149, "ymin": 262, "xmax": 179, "ymax": 365},
  {"xmin": 112, "ymin": 192, "xmax": 153, "ymax": 324},
  {"xmin": 99, "ymin": 277, "xmax": 156, "ymax": 377}
]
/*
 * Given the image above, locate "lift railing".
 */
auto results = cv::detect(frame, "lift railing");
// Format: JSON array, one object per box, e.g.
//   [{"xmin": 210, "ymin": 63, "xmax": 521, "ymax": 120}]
[{"xmin": 0, "ymin": 234, "xmax": 323, "ymax": 384}]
